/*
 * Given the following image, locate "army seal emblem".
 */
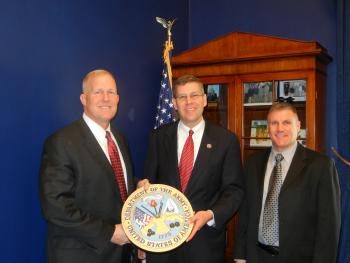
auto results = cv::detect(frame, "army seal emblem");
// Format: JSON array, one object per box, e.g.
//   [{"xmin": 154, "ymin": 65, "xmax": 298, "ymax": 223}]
[{"xmin": 121, "ymin": 184, "xmax": 194, "ymax": 252}]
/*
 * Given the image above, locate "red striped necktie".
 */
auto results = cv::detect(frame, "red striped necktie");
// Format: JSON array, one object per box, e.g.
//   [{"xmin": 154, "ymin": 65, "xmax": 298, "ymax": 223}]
[
  {"xmin": 179, "ymin": 130, "xmax": 194, "ymax": 192},
  {"xmin": 106, "ymin": 131, "xmax": 128, "ymax": 203}
]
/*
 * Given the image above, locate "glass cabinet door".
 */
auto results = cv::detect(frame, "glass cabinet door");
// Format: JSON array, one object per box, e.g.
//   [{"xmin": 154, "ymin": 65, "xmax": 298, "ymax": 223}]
[
  {"xmin": 203, "ymin": 84, "xmax": 228, "ymax": 128},
  {"xmin": 242, "ymin": 79, "xmax": 307, "ymax": 159}
]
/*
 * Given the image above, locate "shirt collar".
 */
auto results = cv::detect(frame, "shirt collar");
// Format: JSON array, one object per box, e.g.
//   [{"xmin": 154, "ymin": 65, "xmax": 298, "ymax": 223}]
[
  {"xmin": 178, "ymin": 118, "xmax": 205, "ymax": 135},
  {"xmin": 83, "ymin": 113, "xmax": 111, "ymax": 139},
  {"xmin": 271, "ymin": 141, "xmax": 298, "ymax": 164}
]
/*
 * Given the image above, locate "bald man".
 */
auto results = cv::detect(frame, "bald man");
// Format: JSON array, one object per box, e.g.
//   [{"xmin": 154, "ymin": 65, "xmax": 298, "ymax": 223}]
[{"xmin": 40, "ymin": 69, "xmax": 146, "ymax": 263}]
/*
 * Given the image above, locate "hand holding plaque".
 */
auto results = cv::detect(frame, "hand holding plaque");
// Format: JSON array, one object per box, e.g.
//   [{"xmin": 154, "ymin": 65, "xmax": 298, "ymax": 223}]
[{"xmin": 121, "ymin": 184, "xmax": 194, "ymax": 252}]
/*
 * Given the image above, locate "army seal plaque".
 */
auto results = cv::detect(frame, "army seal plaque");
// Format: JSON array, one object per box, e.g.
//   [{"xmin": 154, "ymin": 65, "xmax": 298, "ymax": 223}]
[{"xmin": 122, "ymin": 184, "xmax": 194, "ymax": 252}]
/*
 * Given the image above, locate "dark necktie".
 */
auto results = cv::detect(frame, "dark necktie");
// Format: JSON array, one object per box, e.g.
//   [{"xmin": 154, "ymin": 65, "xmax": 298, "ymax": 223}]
[
  {"xmin": 179, "ymin": 130, "xmax": 194, "ymax": 192},
  {"xmin": 106, "ymin": 131, "xmax": 128, "ymax": 203},
  {"xmin": 262, "ymin": 153, "xmax": 284, "ymax": 245}
]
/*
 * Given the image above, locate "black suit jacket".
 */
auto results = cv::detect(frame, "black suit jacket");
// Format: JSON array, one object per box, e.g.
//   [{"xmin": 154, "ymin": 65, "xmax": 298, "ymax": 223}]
[
  {"xmin": 144, "ymin": 121, "xmax": 244, "ymax": 263},
  {"xmin": 39, "ymin": 119, "xmax": 136, "ymax": 263},
  {"xmin": 234, "ymin": 144, "xmax": 341, "ymax": 263}
]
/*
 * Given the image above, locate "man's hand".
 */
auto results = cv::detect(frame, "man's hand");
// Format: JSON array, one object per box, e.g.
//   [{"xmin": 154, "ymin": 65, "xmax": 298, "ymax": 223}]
[
  {"xmin": 137, "ymin": 179, "xmax": 150, "ymax": 190},
  {"xmin": 110, "ymin": 224, "xmax": 130, "ymax": 245},
  {"xmin": 234, "ymin": 260, "xmax": 247, "ymax": 263},
  {"xmin": 187, "ymin": 210, "xmax": 213, "ymax": 242}
]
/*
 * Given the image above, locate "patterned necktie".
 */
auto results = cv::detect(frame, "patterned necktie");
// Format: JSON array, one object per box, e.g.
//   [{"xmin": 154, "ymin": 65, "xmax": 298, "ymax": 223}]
[
  {"xmin": 106, "ymin": 131, "xmax": 128, "ymax": 203},
  {"xmin": 179, "ymin": 130, "xmax": 194, "ymax": 192},
  {"xmin": 262, "ymin": 153, "xmax": 284, "ymax": 245}
]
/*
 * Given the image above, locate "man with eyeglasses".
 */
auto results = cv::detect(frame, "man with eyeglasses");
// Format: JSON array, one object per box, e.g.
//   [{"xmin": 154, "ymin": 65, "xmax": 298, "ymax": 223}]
[{"xmin": 144, "ymin": 75, "xmax": 244, "ymax": 263}]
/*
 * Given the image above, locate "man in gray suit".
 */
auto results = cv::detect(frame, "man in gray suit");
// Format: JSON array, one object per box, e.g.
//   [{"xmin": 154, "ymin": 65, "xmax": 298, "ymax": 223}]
[
  {"xmin": 40, "ymin": 69, "xmax": 147, "ymax": 263},
  {"xmin": 234, "ymin": 102, "xmax": 341, "ymax": 263}
]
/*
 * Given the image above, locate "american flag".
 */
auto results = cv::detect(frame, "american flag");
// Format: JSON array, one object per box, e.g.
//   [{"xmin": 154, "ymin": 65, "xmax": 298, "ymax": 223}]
[
  {"xmin": 134, "ymin": 207, "xmax": 153, "ymax": 229},
  {"xmin": 154, "ymin": 40, "xmax": 176, "ymax": 129}
]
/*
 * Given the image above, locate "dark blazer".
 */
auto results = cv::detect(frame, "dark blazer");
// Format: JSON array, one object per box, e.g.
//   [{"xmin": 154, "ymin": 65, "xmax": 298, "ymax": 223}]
[
  {"xmin": 39, "ymin": 119, "xmax": 136, "ymax": 263},
  {"xmin": 144, "ymin": 121, "xmax": 244, "ymax": 263},
  {"xmin": 234, "ymin": 144, "xmax": 341, "ymax": 263}
]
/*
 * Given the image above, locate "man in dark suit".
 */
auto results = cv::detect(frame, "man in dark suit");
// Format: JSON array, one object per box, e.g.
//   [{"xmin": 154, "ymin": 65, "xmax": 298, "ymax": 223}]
[
  {"xmin": 39, "ymin": 69, "xmax": 147, "ymax": 263},
  {"xmin": 144, "ymin": 75, "xmax": 244, "ymax": 263},
  {"xmin": 234, "ymin": 102, "xmax": 341, "ymax": 263}
]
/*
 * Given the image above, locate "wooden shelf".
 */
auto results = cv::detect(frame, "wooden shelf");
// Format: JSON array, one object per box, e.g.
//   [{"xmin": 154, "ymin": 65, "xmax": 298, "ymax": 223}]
[{"xmin": 172, "ymin": 31, "xmax": 331, "ymax": 263}]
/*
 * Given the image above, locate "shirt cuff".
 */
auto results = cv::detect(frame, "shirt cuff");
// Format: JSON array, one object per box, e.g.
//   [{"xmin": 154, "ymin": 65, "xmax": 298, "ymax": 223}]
[{"xmin": 206, "ymin": 210, "xmax": 215, "ymax": 227}]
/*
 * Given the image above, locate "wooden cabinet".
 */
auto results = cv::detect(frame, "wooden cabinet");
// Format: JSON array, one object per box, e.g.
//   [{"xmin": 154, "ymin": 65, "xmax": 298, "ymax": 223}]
[{"xmin": 172, "ymin": 32, "xmax": 331, "ymax": 262}]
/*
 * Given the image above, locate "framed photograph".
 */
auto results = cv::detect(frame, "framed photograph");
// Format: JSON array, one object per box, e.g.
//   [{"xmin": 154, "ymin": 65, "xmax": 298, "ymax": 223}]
[
  {"xmin": 205, "ymin": 84, "xmax": 221, "ymax": 103},
  {"xmin": 250, "ymin": 120, "xmax": 272, "ymax": 147},
  {"xmin": 298, "ymin": 129, "xmax": 306, "ymax": 139},
  {"xmin": 298, "ymin": 128, "xmax": 307, "ymax": 147},
  {"xmin": 276, "ymin": 79, "xmax": 306, "ymax": 102},
  {"xmin": 244, "ymin": 81, "xmax": 273, "ymax": 106}
]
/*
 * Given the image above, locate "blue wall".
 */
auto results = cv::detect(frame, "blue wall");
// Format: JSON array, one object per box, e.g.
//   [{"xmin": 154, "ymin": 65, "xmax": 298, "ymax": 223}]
[
  {"xmin": 0, "ymin": 1, "xmax": 188, "ymax": 262},
  {"xmin": 0, "ymin": 0, "xmax": 339, "ymax": 262},
  {"xmin": 188, "ymin": 0, "xmax": 337, "ymax": 153}
]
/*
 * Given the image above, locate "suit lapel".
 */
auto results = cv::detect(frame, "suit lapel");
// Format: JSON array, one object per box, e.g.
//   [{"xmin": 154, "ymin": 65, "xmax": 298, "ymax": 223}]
[
  {"xmin": 78, "ymin": 119, "xmax": 133, "ymax": 202},
  {"xmin": 281, "ymin": 143, "xmax": 307, "ymax": 192},
  {"xmin": 78, "ymin": 119, "xmax": 117, "ymax": 191},
  {"xmin": 165, "ymin": 123, "xmax": 182, "ymax": 190}
]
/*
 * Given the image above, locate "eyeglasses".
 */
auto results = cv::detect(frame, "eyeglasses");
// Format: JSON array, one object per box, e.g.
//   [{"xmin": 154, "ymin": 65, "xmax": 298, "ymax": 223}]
[
  {"xmin": 175, "ymin": 93, "xmax": 204, "ymax": 102},
  {"xmin": 277, "ymin": 96, "xmax": 295, "ymax": 103}
]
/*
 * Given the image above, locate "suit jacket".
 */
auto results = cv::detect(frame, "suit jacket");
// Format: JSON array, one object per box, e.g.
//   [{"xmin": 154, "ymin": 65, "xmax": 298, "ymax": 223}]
[
  {"xmin": 234, "ymin": 144, "xmax": 341, "ymax": 263},
  {"xmin": 39, "ymin": 119, "xmax": 136, "ymax": 263},
  {"xmin": 144, "ymin": 120, "xmax": 244, "ymax": 263}
]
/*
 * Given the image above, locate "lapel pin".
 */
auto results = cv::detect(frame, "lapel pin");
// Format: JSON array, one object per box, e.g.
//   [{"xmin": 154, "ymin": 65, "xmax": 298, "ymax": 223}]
[{"xmin": 206, "ymin": 143, "xmax": 212, "ymax": 149}]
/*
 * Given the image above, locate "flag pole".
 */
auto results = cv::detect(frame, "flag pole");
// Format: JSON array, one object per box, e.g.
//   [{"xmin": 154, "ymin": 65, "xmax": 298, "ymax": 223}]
[
  {"xmin": 156, "ymin": 17, "xmax": 177, "ymax": 88},
  {"xmin": 164, "ymin": 40, "xmax": 173, "ymax": 89},
  {"xmin": 154, "ymin": 17, "xmax": 177, "ymax": 129}
]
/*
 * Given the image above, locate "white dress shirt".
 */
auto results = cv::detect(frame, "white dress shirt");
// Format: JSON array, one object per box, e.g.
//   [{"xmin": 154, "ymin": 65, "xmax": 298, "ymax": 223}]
[
  {"xmin": 176, "ymin": 118, "xmax": 215, "ymax": 226},
  {"xmin": 82, "ymin": 113, "xmax": 129, "ymax": 191},
  {"xmin": 258, "ymin": 141, "xmax": 298, "ymax": 246}
]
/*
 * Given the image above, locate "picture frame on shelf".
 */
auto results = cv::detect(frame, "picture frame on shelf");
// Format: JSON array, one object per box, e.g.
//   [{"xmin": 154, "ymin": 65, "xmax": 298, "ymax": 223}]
[
  {"xmin": 299, "ymin": 129, "xmax": 306, "ymax": 139},
  {"xmin": 244, "ymin": 81, "xmax": 273, "ymax": 106},
  {"xmin": 298, "ymin": 128, "xmax": 307, "ymax": 147},
  {"xmin": 276, "ymin": 79, "xmax": 306, "ymax": 102},
  {"xmin": 205, "ymin": 84, "xmax": 221, "ymax": 107},
  {"xmin": 250, "ymin": 120, "xmax": 272, "ymax": 147}
]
